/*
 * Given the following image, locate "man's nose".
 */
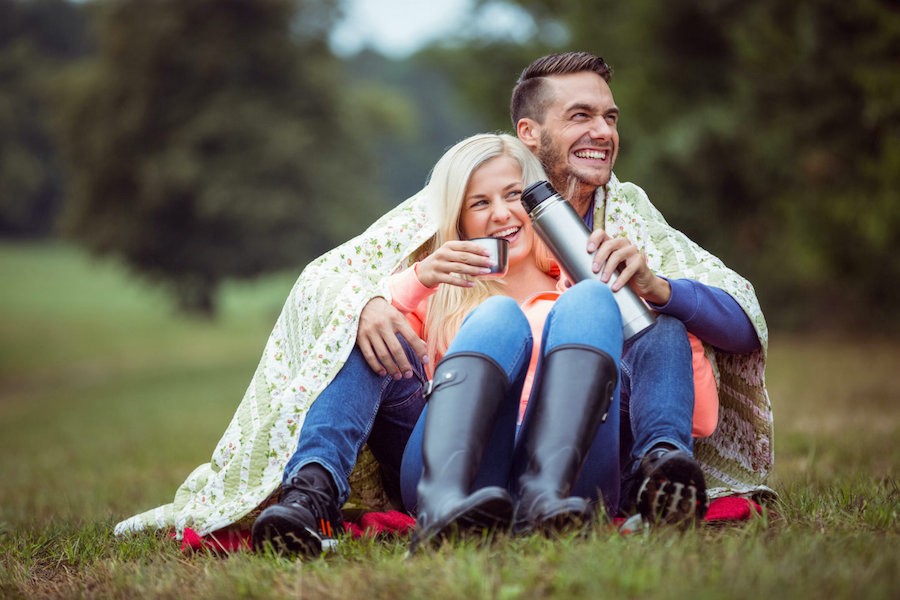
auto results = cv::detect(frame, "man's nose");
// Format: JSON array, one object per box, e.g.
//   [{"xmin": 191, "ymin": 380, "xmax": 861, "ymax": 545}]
[{"xmin": 589, "ymin": 117, "xmax": 613, "ymax": 139}]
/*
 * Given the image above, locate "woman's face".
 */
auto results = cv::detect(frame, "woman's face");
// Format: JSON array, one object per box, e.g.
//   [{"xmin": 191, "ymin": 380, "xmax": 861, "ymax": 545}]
[{"xmin": 458, "ymin": 155, "xmax": 534, "ymax": 269}]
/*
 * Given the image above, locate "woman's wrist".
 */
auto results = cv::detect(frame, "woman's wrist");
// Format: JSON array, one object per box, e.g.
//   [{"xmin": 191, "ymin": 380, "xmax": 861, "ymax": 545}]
[{"xmin": 414, "ymin": 261, "xmax": 437, "ymax": 289}]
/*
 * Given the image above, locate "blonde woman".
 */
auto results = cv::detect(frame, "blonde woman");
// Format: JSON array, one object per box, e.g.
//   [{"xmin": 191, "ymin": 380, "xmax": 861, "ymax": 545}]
[{"xmin": 391, "ymin": 134, "xmax": 628, "ymax": 544}]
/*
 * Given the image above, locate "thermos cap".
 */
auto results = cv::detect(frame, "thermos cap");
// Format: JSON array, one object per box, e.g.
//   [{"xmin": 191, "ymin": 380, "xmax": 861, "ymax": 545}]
[{"xmin": 520, "ymin": 180, "xmax": 558, "ymax": 212}]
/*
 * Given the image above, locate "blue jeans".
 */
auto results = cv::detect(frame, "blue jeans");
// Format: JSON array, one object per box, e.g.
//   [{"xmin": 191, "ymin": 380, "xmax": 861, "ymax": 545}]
[
  {"xmin": 282, "ymin": 282, "xmax": 695, "ymax": 513},
  {"xmin": 619, "ymin": 314, "xmax": 695, "ymax": 480},
  {"xmin": 283, "ymin": 333, "xmax": 428, "ymax": 507},
  {"xmin": 400, "ymin": 280, "xmax": 626, "ymax": 517}
]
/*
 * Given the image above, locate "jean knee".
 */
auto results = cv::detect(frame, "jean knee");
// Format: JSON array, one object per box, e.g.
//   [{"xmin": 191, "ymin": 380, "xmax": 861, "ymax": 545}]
[
  {"xmin": 562, "ymin": 279, "xmax": 616, "ymax": 307},
  {"xmin": 447, "ymin": 296, "xmax": 532, "ymax": 375},
  {"xmin": 649, "ymin": 314, "xmax": 690, "ymax": 351},
  {"xmin": 558, "ymin": 280, "xmax": 618, "ymax": 322},
  {"xmin": 454, "ymin": 296, "xmax": 530, "ymax": 348},
  {"xmin": 546, "ymin": 280, "xmax": 622, "ymax": 356}
]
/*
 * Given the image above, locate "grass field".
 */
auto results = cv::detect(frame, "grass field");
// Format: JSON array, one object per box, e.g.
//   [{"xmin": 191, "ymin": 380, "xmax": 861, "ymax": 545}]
[{"xmin": 1, "ymin": 242, "xmax": 898, "ymax": 599}]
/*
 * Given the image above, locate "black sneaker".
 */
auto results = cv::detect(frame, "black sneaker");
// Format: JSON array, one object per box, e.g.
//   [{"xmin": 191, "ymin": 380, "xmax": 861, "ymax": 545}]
[
  {"xmin": 251, "ymin": 464, "xmax": 344, "ymax": 555},
  {"xmin": 622, "ymin": 447, "xmax": 708, "ymax": 525}
]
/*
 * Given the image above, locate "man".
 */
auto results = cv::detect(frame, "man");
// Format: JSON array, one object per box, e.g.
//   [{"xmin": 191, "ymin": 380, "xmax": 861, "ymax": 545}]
[
  {"xmin": 138, "ymin": 52, "xmax": 769, "ymax": 554},
  {"xmin": 349, "ymin": 52, "xmax": 769, "ymax": 523},
  {"xmin": 508, "ymin": 52, "xmax": 765, "ymax": 521}
]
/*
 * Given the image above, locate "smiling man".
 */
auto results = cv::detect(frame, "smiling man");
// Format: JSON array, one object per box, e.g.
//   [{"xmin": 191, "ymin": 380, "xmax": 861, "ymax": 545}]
[{"xmin": 510, "ymin": 52, "xmax": 771, "ymax": 524}]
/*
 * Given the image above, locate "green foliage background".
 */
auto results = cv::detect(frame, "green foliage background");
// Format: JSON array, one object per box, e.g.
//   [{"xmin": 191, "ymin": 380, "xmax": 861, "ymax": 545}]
[
  {"xmin": 427, "ymin": 0, "xmax": 900, "ymax": 331},
  {"xmin": 1, "ymin": 0, "xmax": 898, "ymax": 329}
]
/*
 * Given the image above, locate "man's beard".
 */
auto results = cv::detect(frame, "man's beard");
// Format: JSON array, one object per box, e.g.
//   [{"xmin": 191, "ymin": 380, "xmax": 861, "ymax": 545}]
[
  {"xmin": 536, "ymin": 130, "xmax": 598, "ymax": 214},
  {"xmin": 536, "ymin": 129, "xmax": 569, "ymax": 191}
]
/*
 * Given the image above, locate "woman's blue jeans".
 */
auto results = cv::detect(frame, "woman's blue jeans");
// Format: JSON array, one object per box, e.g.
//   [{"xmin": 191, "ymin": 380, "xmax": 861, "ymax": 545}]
[{"xmin": 400, "ymin": 280, "xmax": 629, "ymax": 518}]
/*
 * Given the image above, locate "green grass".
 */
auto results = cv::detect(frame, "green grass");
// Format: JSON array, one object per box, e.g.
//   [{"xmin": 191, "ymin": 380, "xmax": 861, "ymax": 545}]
[{"xmin": 1, "ymin": 241, "xmax": 898, "ymax": 599}]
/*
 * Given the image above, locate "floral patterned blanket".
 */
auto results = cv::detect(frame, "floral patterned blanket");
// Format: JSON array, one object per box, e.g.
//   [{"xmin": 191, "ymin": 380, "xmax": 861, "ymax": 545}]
[{"xmin": 115, "ymin": 174, "xmax": 773, "ymax": 538}]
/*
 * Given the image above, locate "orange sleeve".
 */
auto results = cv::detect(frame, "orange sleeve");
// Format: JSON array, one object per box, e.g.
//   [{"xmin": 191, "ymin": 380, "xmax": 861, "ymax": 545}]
[
  {"xmin": 689, "ymin": 332, "xmax": 718, "ymax": 437},
  {"xmin": 388, "ymin": 263, "xmax": 436, "ymax": 313}
]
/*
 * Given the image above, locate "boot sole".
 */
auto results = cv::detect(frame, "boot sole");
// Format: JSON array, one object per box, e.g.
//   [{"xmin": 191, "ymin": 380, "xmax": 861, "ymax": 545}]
[
  {"xmin": 636, "ymin": 453, "xmax": 708, "ymax": 525},
  {"xmin": 452, "ymin": 495, "xmax": 514, "ymax": 533},
  {"xmin": 513, "ymin": 496, "xmax": 592, "ymax": 535},
  {"xmin": 416, "ymin": 491, "xmax": 513, "ymax": 547}
]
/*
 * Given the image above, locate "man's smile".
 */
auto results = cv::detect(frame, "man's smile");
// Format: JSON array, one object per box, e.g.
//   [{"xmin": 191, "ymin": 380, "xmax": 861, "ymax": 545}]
[{"xmin": 573, "ymin": 148, "xmax": 609, "ymax": 161}]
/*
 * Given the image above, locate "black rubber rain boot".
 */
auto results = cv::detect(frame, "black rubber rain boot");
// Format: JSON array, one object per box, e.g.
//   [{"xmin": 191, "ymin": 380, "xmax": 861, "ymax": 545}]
[
  {"xmin": 412, "ymin": 352, "xmax": 515, "ymax": 548},
  {"xmin": 512, "ymin": 344, "xmax": 618, "ymax": 533}
]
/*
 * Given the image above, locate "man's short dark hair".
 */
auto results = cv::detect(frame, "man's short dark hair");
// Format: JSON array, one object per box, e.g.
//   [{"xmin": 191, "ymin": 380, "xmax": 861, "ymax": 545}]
[{"xmin": 510, "ymin": 52, "xmax": 612, "ymax": 126}]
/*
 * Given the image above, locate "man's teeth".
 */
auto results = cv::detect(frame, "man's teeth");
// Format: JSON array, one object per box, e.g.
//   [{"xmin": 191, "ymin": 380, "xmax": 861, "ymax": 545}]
[
  {"xmin": 492, "ymin": 227, "xmax": 519, "ymax": 238},
  {"xmin": 575, "ymin": 150, "xmax": 607, "ymax": 160}
]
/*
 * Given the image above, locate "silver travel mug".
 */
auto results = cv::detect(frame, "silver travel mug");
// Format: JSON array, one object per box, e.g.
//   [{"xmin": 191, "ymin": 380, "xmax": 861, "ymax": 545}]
[
  {"xmin": 520, "ymin": 180, "xmax": 656, "ymax": 340},
  {"xmin": 468, "ymin": 237, "xmax": 509, "ymax": 278}
]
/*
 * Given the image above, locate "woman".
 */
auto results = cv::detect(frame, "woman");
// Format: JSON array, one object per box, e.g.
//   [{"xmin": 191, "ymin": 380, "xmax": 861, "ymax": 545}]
[{"xmin": 385, "ymin": 134, "xmax": 713, "ymax": 544}]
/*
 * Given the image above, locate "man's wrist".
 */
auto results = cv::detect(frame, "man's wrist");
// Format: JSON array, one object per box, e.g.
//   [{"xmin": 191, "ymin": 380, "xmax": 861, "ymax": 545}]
[{"xmin": 643, "ymin": 276, "xmax": 672, "ymax": 306}]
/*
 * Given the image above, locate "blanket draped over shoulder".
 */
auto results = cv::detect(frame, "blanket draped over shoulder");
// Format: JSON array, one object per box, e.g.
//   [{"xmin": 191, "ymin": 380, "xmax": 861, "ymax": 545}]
[{"xmin": 115, "ymin": 175, "xmax": 773, "ymax": 538}]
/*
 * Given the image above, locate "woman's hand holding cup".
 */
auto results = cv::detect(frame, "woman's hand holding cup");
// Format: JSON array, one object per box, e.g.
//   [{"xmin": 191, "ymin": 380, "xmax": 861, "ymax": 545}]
[{"xmin": 417, "ymin": 240, "xmax": 503, "ymax": 288}]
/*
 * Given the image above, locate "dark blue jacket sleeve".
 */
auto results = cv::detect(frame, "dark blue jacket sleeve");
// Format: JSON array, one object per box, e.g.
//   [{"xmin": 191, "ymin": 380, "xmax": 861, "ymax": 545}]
[{"xmin": 648, "ymin": 278, "xmax": 761, "ymax": 354}]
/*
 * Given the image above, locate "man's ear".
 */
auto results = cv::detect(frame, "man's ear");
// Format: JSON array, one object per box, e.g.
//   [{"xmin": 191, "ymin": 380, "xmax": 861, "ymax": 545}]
[{"xmin": 516, "ymin": 118, "xmax": 541, "ymax": 151}]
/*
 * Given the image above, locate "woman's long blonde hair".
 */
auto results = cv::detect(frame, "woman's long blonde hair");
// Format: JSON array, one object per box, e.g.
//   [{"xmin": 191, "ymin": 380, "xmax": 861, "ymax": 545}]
[{"xmin": 421, "ymin": 133, "xmax": 551, "ymax": 360}]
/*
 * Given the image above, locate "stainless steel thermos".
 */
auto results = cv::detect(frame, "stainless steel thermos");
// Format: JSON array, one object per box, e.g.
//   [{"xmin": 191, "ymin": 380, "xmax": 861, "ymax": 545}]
[{"xmin": 520, "ymin": 180, "xmax": 657, "ymax": 340}]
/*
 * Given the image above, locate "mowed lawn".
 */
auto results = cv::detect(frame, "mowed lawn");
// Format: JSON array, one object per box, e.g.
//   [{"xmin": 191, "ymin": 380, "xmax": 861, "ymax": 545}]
[{"xmin": 1, "ymin": 242, "xmax": 898, "ymax": 599}]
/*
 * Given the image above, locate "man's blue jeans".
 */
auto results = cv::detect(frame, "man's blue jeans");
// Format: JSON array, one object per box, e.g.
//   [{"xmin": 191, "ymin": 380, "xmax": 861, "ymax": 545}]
[
  {"xmin": 282, "ymin": 331, "xmax": 428, "ymax": 507},
  {"xmin": 619, "ymin": 312, "xmax": 695, "ymax": 481}
]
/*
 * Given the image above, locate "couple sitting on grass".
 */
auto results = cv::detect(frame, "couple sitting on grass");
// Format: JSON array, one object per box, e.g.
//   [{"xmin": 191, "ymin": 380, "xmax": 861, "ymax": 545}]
[{"xmin": 115, "ymin": 52, "xmax": 773, "ymax": 554}]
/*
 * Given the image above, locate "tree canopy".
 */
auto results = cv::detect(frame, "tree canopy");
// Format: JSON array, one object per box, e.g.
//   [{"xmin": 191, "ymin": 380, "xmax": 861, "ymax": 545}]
[
  {"xmin": 0, "ymin": 0, "xmax": 89, "ymax": 236},
  {"xmin": 53, "ymin": 0, "xmax": 376, "ymax": 315}
]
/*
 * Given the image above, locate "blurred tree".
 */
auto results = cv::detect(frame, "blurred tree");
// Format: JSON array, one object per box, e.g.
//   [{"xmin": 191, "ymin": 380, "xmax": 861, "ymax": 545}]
[
  {"xmin": 343, "ymin": 49, "xmax": 490, "ymax": 202},
  {"xmin": 54, "ymin": 0, "xmax": 376, "ymax": 316},
  {"xmin": 728, "ymin": 0, "xmax": 900, "ymax": 328},
  {"xmin": 423, "ymin": 0, "xmax": 900, "ymax": 330},
  {"xmin": 0, "ymin": 0, "xmax": 90, "ymax": 237}
]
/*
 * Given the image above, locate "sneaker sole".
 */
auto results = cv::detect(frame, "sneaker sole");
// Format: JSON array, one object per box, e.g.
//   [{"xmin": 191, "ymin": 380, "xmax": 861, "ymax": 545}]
[{"xmin": 636, "ymin": 453, "xmax": 708, "ymax": 525}]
